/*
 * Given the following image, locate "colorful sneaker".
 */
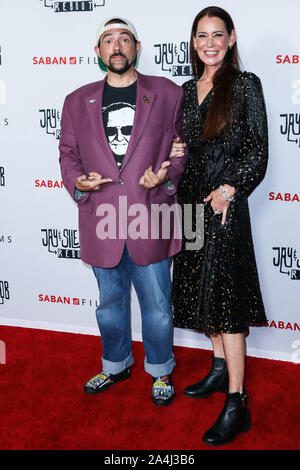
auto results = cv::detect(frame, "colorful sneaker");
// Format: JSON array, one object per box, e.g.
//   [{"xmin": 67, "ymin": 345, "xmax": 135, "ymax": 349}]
[
  {"xmin": 152, "ymin": 375, "xmax": 175, "ymax": 406},
  {"xmin": 83, "ymin": 368, "xmax": 130, "ymax": 395}
]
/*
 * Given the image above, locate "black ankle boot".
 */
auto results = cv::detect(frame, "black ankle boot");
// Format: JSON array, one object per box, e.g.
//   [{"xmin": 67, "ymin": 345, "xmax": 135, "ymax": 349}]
[
  {"xmin": 202, "ymin": 391, "xmax": 251, "ymax": 446},
  {"xmin": 183, "ymin": 356, "xmax": 228, "ymax": 398}
]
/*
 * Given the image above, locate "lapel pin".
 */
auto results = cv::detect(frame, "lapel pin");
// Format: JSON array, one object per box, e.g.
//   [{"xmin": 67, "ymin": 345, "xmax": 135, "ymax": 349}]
[
  {"xmin": 143, "ymin": 95, "xmax": 151, "ymax": 104},
  {"xmin": 89, "ymin": 99, "xmax": 96, "ymax": 104}
]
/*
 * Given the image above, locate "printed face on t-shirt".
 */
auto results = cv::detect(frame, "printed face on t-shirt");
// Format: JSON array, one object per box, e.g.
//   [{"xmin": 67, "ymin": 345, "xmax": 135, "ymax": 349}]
[{"xmin": 104, "ymin": 103, "xmax": 135, "ymax": 156}]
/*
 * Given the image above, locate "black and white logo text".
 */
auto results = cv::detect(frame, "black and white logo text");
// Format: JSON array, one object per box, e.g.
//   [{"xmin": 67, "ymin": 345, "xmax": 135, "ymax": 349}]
[
  {"xmin": 41, "ymin": 229, "xmax": 80, "ymax": 259},
  {"xmin": 0, "ymin": 281, "xmax": 10, "ymax": 305},
  {"xmin": 0, "ymin": 167, "xmax": 5, "ymax": 187},
  {"xmin": 40, "ymin": 0, "xmax": 106, "ymax": 13},
  {"xmin": 39, "ymin": 108, "xmax": 61, "ymax": 139},
  {"xmin": 273, "ymin": 246, "xmax": 300, "ymax": 279},
  {"xmin": 154, "ymin": 42, "xmax": 192, "ymax": 77},
  {"xmin": 280, "ymin": 113, "xmax": 300, "ymax": 148}
]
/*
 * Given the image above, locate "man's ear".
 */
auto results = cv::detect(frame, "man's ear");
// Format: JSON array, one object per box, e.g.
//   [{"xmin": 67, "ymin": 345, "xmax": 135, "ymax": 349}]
[
  {"xmin": 136, "ymin": 41, "xmax": 141, "ymax": 55},
  {"xmin": 94, "ymin": 45, "xmax": 101, "ymax": 58}
]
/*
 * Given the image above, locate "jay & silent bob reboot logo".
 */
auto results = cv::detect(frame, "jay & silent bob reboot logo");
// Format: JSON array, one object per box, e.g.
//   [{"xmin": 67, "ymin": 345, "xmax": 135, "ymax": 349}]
[{"xmin": 39, "ymin": 0, "xmax": 106, "ymax": 13}]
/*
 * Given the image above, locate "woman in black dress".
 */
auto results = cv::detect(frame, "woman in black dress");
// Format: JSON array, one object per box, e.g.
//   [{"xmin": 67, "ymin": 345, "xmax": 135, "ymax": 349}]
[{"xmin": 171, "ymin": 6, "xmax": 268, "ymax": 445}]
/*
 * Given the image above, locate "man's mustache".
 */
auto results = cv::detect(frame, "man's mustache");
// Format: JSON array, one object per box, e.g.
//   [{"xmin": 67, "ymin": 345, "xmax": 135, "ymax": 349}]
[{"xmin": 110, "ymin": 52, "xmax": 126, "ymax": 59}]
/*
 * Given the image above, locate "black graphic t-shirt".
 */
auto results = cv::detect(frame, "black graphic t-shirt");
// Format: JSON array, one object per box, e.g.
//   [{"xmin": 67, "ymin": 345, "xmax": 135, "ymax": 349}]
[
  {"xmin": 102, "ymin": 80, "xmax": 137, "ymax": 169},
  {"xmin": 74, "ymin": 80, "xmax": 137, "ymax": 201}
]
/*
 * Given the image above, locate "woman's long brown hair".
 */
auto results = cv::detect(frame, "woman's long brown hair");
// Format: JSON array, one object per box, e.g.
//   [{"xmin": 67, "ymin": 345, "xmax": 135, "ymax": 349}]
[{"xmin": 190, "ymin": 6, "xmax": 241, "ymax": 141}]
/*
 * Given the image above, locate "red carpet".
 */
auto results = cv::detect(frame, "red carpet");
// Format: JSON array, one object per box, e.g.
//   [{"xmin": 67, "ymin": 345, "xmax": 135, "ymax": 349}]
[{"xmin": 0, "ymin": 325, "xmax": 299, "ymax": 450}]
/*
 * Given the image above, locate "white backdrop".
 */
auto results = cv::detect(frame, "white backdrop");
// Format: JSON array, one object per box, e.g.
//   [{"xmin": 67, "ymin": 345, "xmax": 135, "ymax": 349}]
[{"xmin": 1, "ymin": 0, "xmax": 300, "ymax": 363}]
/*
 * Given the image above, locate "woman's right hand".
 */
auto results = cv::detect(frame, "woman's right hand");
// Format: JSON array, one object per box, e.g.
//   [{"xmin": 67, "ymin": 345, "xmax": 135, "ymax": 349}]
[
  {"xmin": 204, "ymin": 184, "xmax": 235, "ymax": 226},
  {"xmin": 169, "ymin": 137, "xmax": 186, "ymax": 157}
]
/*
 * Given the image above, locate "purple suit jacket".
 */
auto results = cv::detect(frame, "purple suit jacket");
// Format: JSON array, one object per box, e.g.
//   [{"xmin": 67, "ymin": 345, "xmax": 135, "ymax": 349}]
[{"xmin": 59, "ymin": 71, "xmax": 187, "ymax": 267}]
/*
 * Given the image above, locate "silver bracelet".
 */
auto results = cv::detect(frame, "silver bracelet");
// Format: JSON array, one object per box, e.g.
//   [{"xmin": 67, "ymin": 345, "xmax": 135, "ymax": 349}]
[{"xmin": 218, "ymin": 185, "xmax": 235, "ymax": 202}]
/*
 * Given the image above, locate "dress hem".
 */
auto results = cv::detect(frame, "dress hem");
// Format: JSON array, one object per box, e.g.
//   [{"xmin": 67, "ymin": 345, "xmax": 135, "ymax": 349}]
[{"xmin": 173, "ymin": 320, "xmax": 268, "ymax": 336}]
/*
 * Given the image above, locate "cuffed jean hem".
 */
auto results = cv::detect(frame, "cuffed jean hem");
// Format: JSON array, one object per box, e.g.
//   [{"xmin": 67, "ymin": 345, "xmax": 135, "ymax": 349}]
[
  {"xmin": 144, "ymin": 355, "xmax": 176, "ymax": 378},
  {"xmin": 102, "ymin": 352, "xmax": 134, "ymax": 375}
]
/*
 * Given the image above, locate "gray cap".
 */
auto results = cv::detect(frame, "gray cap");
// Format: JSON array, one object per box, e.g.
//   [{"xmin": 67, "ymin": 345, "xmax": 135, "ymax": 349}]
[{"xmin": 96, "ymin": 17, "xmax": 138, "ymax": 45}]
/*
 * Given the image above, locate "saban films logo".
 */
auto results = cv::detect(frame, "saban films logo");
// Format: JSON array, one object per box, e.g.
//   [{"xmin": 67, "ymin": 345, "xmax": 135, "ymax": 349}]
[
  {"xmin": 269, "ymin": 192, "xmax": 300, "ymax": 203},
  {"xmin": 41, "ymin": 229, "xmax": 80, "ymax": 259},
  {"xmin": 39, "ymin": 108, "xmax": 61, "ymax": 139},
  {"xmin": 35, "ymin": 179, "xmax": 64, "ymax": 189},
  {"xmin": 154, "ymin": 42, "xmax": 192, "ymax": 77},
  {"xmin": 40, "ymin": 0, "xmax": 106, "ymax": 12},
  {"xmin": 0, "ymin": 235, "xmax": 12, "ymax": 244},
  {"xmin": 0, "ymin": 117, "xmax": 8, "ymax": 127},
  {"xmin": 33, "ymin": 56, "xmax": 98, "ymax": 65},
  {"xmin": 273, "ymin": 247, "xmax": 300, "ymax": 279},
  {"xmin": 38, "ymin": 293, "xmax": 98, "ymax": 307}
]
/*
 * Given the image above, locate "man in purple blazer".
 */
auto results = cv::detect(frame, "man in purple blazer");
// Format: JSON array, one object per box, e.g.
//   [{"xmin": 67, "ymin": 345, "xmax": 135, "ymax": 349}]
[{"xmin": 59, "ymin": 17, "xmax": 187, "ymax": 406}]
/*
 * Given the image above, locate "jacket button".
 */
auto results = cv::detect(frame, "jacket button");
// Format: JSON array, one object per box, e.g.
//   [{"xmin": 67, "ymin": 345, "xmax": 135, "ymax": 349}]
[{"xmin": 119, "ymin": 179, "xmax": 124, "ymax": 184}]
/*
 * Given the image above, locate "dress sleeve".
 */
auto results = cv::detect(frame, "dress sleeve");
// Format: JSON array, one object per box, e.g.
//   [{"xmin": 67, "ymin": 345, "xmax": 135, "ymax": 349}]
[
  {"xmin": 221, "ymin": 72, "xmax": 268, "ymax": 195},
  {"xmin": 163, "ymin": 86, "xmax": 188, "ymax": 195}
]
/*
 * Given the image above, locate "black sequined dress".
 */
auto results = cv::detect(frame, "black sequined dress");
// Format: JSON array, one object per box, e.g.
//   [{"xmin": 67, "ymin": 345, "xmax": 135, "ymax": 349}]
[{"xmin": 172, "ymin": 72, "xmax": 268, "ymax": 334}]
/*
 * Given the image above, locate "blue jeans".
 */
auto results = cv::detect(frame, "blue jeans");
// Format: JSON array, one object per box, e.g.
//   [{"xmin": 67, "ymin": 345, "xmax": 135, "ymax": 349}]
[{"xmin": 92, "ymin": 245, "xmax": 175, "ymax": 377}]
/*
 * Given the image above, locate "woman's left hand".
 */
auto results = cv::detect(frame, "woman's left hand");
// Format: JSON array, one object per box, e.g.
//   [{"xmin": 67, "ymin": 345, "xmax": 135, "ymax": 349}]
[
  {"xmin": 204, "ymin": 184, "xmax": 236, "ymax": 226},
  {"xmin": 169, "ymin": 137, "xmax": 187, "ymax": 157}
]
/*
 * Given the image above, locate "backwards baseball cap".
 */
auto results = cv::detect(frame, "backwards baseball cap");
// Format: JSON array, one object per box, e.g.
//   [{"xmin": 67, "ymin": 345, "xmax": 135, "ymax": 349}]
[{"xmin": 95, "ymin": 17, "xmax": 138, "ymax": 45}]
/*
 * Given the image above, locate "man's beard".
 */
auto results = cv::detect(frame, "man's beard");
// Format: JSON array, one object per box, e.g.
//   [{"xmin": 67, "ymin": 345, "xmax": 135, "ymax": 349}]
[{"xmin": 106, "ymin": 53, "xmax": 135, "ymax": 75}]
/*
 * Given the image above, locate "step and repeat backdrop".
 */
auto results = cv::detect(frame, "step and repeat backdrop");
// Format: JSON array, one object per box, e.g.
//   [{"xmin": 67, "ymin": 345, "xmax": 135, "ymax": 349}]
[{"xmin": 1, "ymin": 0, "xmax": 300, "ymax": 363}]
